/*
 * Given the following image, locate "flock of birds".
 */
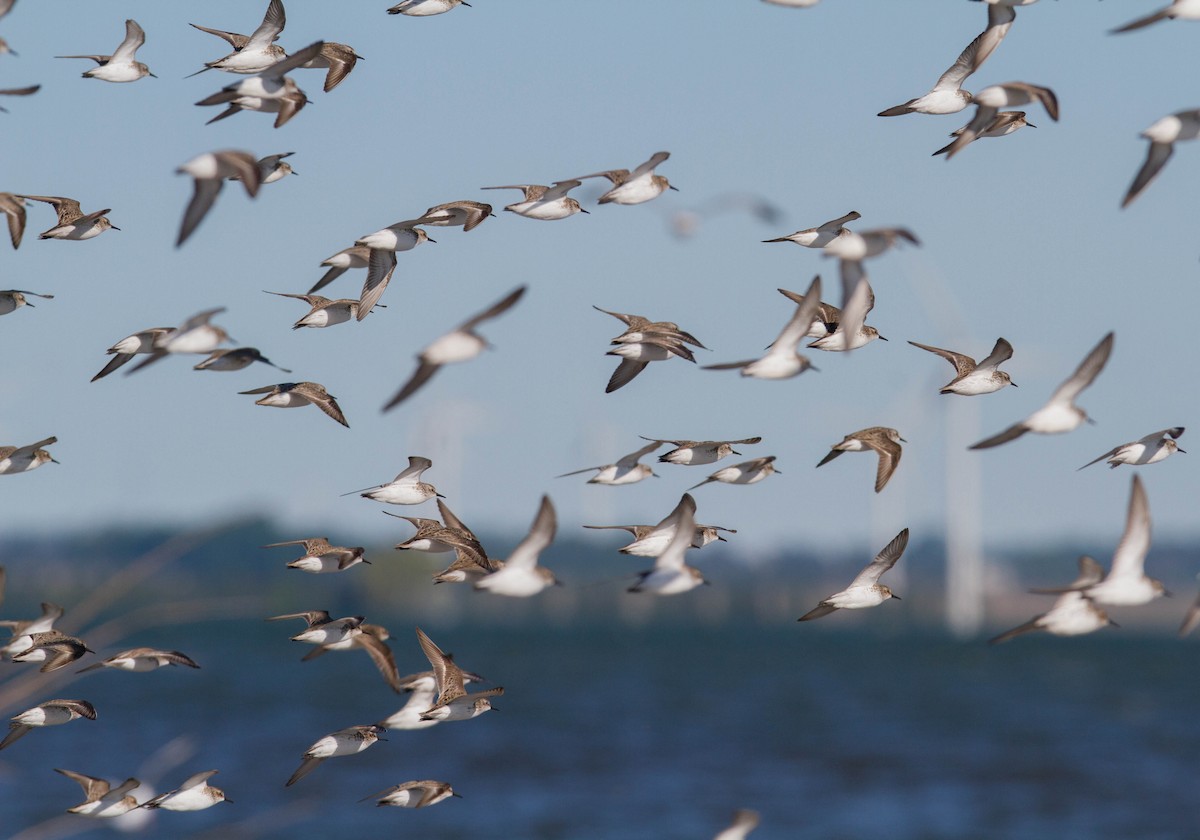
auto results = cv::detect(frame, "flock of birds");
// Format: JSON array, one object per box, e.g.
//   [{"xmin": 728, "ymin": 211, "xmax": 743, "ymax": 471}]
[{"xmin": 0, "ymin": 0, "xmax": 1197, "ymax": 835}]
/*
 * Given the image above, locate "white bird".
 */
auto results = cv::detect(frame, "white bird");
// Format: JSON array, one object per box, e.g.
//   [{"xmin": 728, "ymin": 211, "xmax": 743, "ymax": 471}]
[
  {"xmin": 189, "ymin": 0, "xmax": 287, "ymax": 75},
  {"xmin": 415, "ymin": 627, "xmax": 503, "ymax": 721},
  {"xmin": 310, "ymin": 245, "xmax": 371, "ymax": 294},
  {"xmin": 383, "ymin": 286, "xmax": 526, "ymax": 408},
  {"xmin": 1079, "ymin": 427, "xmax": 1185, "ymax": 470},
  {"xmin": 57, "ymin": 19, "xmax": 155, "ymax": 83},
  {"xmin": 195, "ymin": 41, "xmax": 324, "ymax": 129},
  {"xmin": 76, "ymin": 648, "xmax": 200, "ymax": 674},
  {"xmin": 362, "ymin": 780, "xmax": 461, "ymax": 808},
  {"xmin": 0, "ymin": 436, "xmax": 58, "ymax": 475},
  {"xmin": 878, "ymin": 5, "xmax": 1014, "ymax": 117},
  {"xmin": 142, "ymin": 770, "xmax": 229, "ymax": 811},
  {"xmin": 264, "ymin": 537, "xmax": 367, "ymax": 574},
  {"xmin": 557, "ymin": 440, "xmax": 662, "ymax": 485},
  {"xmin": 348, "ymin": 456, "xmax": 442, "ymax": 505},
  {"xmin": 0, "ymin": 289, "xmax": 51, "ymax": 317},
  {"xmin": 703, "ymin": 274, "xmax": 823, "ymax": 378},
  {"xmin": 932, "ymin": 110, "xmax": 1035, "ymax": 156},
  {"xmin": 481, "ymin": 180, "xmax": 588, "ymax": 220},
  {"xmin": 576, "ymin": 151, "xmax": 677, "ymax": 205},
  {"xmin": 763, "ymin": 211, "xmax": 859, "ymax": 248},
  {"xmin": 907, "ymin": 337, "xmax": 1016, "ymax": 395},
  {"xmin": 1, "ymin": 699, "xmax": 96, "ymax": 751},
  {"xmin": 688, "ymin": 456, "xmax": 779, "ymax": 491},
  {"xmin": 638, "ymin": 435, "xmax": 762, "ymax": 466},
  {"xmin": 286, "ymin": 725, "xmax": 385, "ymax": 786},
  {"xmin": 388, "ymin": 0, "xmax": 472, "ymax": 16},
  {"xmin": 1112, "ymin": 0, "xmax": 1200, "ymax": 33},
  {"xmin": 989, "ymin": 590, "xmax": 1116, "ymax": 644},
  {"xmin": 944, "ymin": 81, "xmax": 1059, "ymax": 159},
  {"xmin": 176, "ymin": 150, "xmax": 261, "ymax": 247},
  {"xmin": 124, "ymin": 307, "xmax": 233, "ymax": 375},
  {"xmin": 628, "ymin": 493, "xmax": 707, "ymax": 596},
  {"xmin": 1078, "ymin": 475, "xmax": 1166, "ymax": 606},
  {"xmin": 1121, "ymin": 109, "xmax": 1200, "ymax": 208},
  {"xmin": 56, "ymin": 769, "xmax": 141, "ymax": 818},
  {"xmin": 91, "ymin": 327, "xmax": 172, "ymax": 381},
  {"xmin": 475, "ymin": 495, "xmax": 558, "ymax": 597},
  {"xmin": 798, "ymin": 529, "xmax": 908, "ymax": 621},
  {"xmin": 971, "ymin": 332, "xmax": 1113, "ymax": 450}
]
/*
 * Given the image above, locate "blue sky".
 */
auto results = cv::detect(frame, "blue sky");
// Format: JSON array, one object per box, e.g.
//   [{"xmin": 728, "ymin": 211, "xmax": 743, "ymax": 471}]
[{"xmin": 1, "ymin": 0, "xmax": 1196, "ymax": 562}]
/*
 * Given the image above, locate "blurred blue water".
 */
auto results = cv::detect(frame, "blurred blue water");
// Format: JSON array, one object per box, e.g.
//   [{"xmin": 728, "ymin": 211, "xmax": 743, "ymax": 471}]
[{"xmin": 1, "ymin": 622, "xmax": 1196, "ymax": 839}]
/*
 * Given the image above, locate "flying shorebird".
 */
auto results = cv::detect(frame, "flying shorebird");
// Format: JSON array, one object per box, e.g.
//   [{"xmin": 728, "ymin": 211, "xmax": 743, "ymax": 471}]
[
  {"xmin": 415, "ymin": 627, "xmax": 503, "ymax": 721},
  {"xmin": 268, "ymin": 610, "xmax": 364, "ymax": 648},
  {"xmin": 77, "ymin": 648, "xmax": 199, "ymax": 674},
  {"xmin": 55, "ymin": 769, "xmax": 141, "ymax": 818},
  {"xmin": 19, "ymin": 195, "xmax": 118, "ymax": 241},
  {"xmin": 970, "ymin": 332, "xmax": 1113, "ymax": 450},
  {"xmin": 299, "ymin": 623, "xmax": 403, "ymax": 693},
  {"xmin": 481, "ymin": 180, "xmax": 588, "ymax": 220},
  {"xmin": 878, "ymin": 4, "xmax": 1015, "ymax": 116},
  {"xmin": 1, "ymin": 699, "xmax": 96, "ymax": 751},
  {"xmin": 907, "ymin": 337, "xmax": 1016, "ymax": 395},
  {"xmin": 1046, "ymin": 475, "xmax": 1165, "ymax": 606},
  {"xmin": 416, "ymin": 200, "xmax": 493, "ymax": 231},
  {"xmin": 142, "ymin": 770, "xmax": 229, "ymax": 811},
  {"xmin": 265, "ymin": 537, "xmax": 367, "ymax": 574},
  {"xmin": 57, "ymin": 19, "xmax": 155, "ymax": 83},
  {"xmin": 388, "ymin": 0, "xmax": 471, "ymax": 15},
  {"xmin": 193, "ymin": 347, "xmax": 290, "ymax": 373},
  {"xmin": 557, "ymin": 440, "xmax": 662, "ymax": 485},
  {"xmin": 1079, "ymin": 427, "xmax": 1185, "ymax": 470},
  {"xmin": 628, "ymin": 493, "xmax": 708, "ymax": 595},
  {"xmin": 474, "ymin": 495, "xmax": 559, "ymax": 597},
  {"xmin": 1029, "ymin": 556, "xmax": 1105, "ymax": 596},
  {"xmin": 0, "ymin": 436, "xmax": 58, "ymax": 475},
  {"xmin": 239, "ymin": 381, "xmax": 349, "ymax": 427},
  {"xmin": 348, "ymin": 456, "xmax": 442, "ymax": 505},
  {"xmin": 12, "ymin": 631, "xmax": 93, "ymax": 672},
  {"xmin": 595, "ymin": 305, "xmax": 705, "ymax": 392},
  {"xmin": 195, "ymin": 41, "xmax": 325, "ymax": 129},
  {"xmin": 268, "ymin": 291, "xmax": 365, "ymax": 329},
  {"xmin": 798, "ymin": 529, "xmax": 909, "ymax": 621},
  {"xmin": 816, "ymin": 427, "xmax": 904, "ymax": 493},
  {"xmin": 299, "ymin": 42, "xmax": 363, "ymax": 92},
  {"xmin": 575, "ymin": 151, "xmax": 677, "ymax": 205},
  {"xmin": 0, "ymin": 601, "xmax": 64, "ymax": 658},
  {"xmin": 0, "ymin": 193, "xmax": 26, "ymax": 248},
  {"xmin": 704, "ymin": 274, "xmax": 824, "ymax": 378},
  {"xmin": 91, "ymin": 327, "xmax": 172, "ymax": 381},
  {"xmin": 638, "ymin": 435, "xmax": 762, "ymax": 466},
  {"xmin": 584, "ymin": 496, "xmax": 736, "ymax": 557},
  {"xmin": 0, "ymin": 289, "xmax": 53, "ymax": 317},
  {"xmin": 763, "ymin": 211, "xmax": 860, "ymax": 248},
  {"xmin": 286, "ymin": 725, "xmax": 386, "ymax": 787},
  {"xmin": 175, "ymin": 150, "xmax": 261, "ymax": 247},
  {"xmin": 383, "ymin": 286, "xmax": 526, "ymax": 409},
  {"xmin": 943, "ymin": 81, "xmax": 1059, "ymax": 159},
  {"xmin": 123, "ymin": 307, "xmax": 232, "ymax": 375},
  {"xmin": 932, "ymin": 110, "xmax": 1034, "ymax": 156},
  {"xmin": 988, "ymin": 590, "xmax": 1116, "ymax": 644},
  {"xmin": 779, "ymin": 269, "xmax": 882, "ymax": 352},
  {"xmin": 188, "ymin": 0, "xmax": 287, "ymax": 75},
  {"xmin": 361, "ymin": 780, "xmax": 461, "ymax": 808},
  {"xmin": 1111, "ymin": 0, "xmax": 1200, "ymax": 34},
  {"xmin": 1121, "ymin": 109, "xmax": 1200, "ymax": 208},
  {"xmin": 309, "ymin": 245, "xmax": 371, "ymax": 293},
  {"xmin": 687, "ymin": 456, "xmax": 779, "ymax": 491}
]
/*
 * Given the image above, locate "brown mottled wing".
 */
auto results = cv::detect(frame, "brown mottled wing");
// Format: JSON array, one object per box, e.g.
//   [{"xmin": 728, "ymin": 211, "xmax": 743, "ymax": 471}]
[
  {"xmin": 357, "ymin": 248, "xmax": 397, "ymax": 321},
  {"xmin": 415, "ymin": 627, "xmax": 464, "ymax": 705},
  {"xmin": 908, "ymin": 340, "xmax": 976, "ymax": 377}
]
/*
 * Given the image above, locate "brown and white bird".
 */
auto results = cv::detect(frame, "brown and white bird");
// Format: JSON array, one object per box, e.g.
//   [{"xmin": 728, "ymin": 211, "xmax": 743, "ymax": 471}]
[
  {"xmin": 816, "ymin": 427, "xmax": 904, "ymax": 493},
  {"xmin": 239, "ymin": 381, "xmax": 349, "ymax": 427},
  {"xmin": 142, "ymin": 770, "xmax": 230, "ymax": 811},
  {"xmin": 286, "ymin": 724, "xmax": 386, "ymax": 787},
  {"xmin": 575, "ymin": 151, "xmax": 677, "ymax": 205},
  {"xmin": 264, "ymin": 537, "xmax": 367, "ymax": 574},
  {"xmin": 0, "ymin": 436, "xmax": 58, "ymax": 475},
  {"xmin": 56, "ymin": 769, "xmax": 141, "ymax": 818},
  {"xmin": 383, "ymin": 286, "xmax": 526, "ymax": 410},
  {"xmin": 19, "ymin": 194, "xmax": 118, "ymax": 240},
  {"xmin": 1, "ymin": 699, "xmax": 96, "ymax": 751},
  {"xmin": 798, "ymin": 529, "xmax": 908, "ymax": 621},
  {"xmin": 1079, "ymin": 427, "xmax": 1185, "ymax": 470},
  {"xmin": 12, "ymin": 631, "xmax": 93, "ymax": 672},
  {"xmin": 908, "ymin": 337, "xmax": 1016, "ymax": 395},
  {"xmin": 361, "ymin": 780, "xmax": 461, "ymax": 808},
  {"xmin": 77, "ymin": 648, "xmax": 200, "ymax": 674},
  {"xmin": 176, "ymin": 150, "xmax": 261, "ymax": 247},
  {"xmin": 415, "ymin": 627, "xmax": 503, "ymax": 721}
]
